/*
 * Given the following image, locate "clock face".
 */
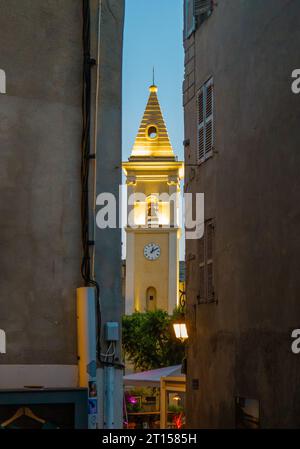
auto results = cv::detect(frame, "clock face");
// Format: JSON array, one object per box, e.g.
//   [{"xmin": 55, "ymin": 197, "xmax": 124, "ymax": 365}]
[{"xmin": 144, "ymin": 243, "xmax": 161, "ymax": 261}]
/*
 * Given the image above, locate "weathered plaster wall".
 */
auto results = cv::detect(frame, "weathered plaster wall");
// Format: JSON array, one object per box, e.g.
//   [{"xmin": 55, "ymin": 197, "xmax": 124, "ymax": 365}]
[
  {"xmin": 91, "ymin": 0, "xmax": 125, "ymax": 428},
  {"xmin": 184, "ymin": 0, "xmax": 300, "ymax": 428},
  {"xmin": 0, "ymin": 0, "xmax": 83, "ymax": 366}
]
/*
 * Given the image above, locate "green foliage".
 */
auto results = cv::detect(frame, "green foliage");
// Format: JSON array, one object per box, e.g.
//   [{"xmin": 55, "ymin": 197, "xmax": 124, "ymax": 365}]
[
  {"xmin": 126, "ymin": 401, "xmax": 141, "ymax": 413},
  {"xmin": 122, "ymin": 309, "xmax": 185, "ymax": 371}
]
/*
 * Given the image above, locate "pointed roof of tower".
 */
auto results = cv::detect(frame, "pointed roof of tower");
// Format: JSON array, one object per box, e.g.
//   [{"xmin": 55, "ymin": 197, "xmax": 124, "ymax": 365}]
[{"xmin": 130, "ymin": 85, "xmax": 175, "ymax": 160}]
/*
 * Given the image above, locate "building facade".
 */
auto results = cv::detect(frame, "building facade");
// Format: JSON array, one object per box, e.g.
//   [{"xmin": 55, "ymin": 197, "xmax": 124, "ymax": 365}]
[
  {"xmin": 123, "ymin": 84, "xmax": 184, "ymax": 315},
  {"xmin": 184, "ymin": 0, "xmax": 300, "ymax": 428},
  {"xmin": 122, "ymin": 260, "xmax": 186, "ymax": 315}
]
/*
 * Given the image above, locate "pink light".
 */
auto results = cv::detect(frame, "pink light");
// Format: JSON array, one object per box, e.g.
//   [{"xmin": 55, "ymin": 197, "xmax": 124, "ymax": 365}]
[{"xmin": 127, "ymin": 395, "xmax": 138, "ymax": 405}]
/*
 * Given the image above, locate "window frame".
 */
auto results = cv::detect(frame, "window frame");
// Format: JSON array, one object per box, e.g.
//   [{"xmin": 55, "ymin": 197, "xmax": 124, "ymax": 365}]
[
  {"xmin": 0, "ymin": 69, "xmax": 6, "ymax": 94},
  {"xmin": 184, "ymin": 0, "xmax": 196, "ymax": 40},
  {"xmin": 198, "ymin": 218, "xmax": 216, "ymax": 304}
]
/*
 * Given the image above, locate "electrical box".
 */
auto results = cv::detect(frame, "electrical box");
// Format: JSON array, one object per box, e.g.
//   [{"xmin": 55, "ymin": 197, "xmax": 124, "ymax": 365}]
[{"xmin": 104, "ymin": 322, "xmax": 119, "ymax": 342}]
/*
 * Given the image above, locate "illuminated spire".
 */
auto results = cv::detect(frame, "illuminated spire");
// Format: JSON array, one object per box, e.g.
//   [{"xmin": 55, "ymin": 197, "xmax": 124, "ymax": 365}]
[{"xmin": 130, "ymin": 84, "xmax": 175, "ymax": 159}]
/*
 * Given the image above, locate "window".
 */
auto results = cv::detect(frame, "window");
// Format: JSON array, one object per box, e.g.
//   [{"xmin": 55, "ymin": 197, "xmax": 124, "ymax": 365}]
[
  {"xmin": 197, "ymin": 77, "xmax": 214, "ymax": 162},
  {"xmin": 147, "ymin": 126, "xmax": 158, "ymax": 140},
  {"xmin": 134, "ymin": 196, "xmax": 171, "ymax": 227},
  {"xmin": 198, "ymin": 219, "xmax": 215, "ymax": 303},
  {"xmin": 184, "ymin": 1, "xmax": 213, "ymax": 39},
  {"xmin": 134, "ymin": 201, "xmax": 147, "ymax": 226},
  {"xmin": 146, "ymin": 195, "xmax": 170, "ymax": 227},
  {"xmin": 147, "ymin": 195, "xmax": 159, "ymax": 225}
]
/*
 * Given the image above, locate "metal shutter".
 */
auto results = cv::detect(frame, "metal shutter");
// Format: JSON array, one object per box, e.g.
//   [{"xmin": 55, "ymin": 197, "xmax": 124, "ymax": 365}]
[{"xmin": 194, "ymin": 0, "xmax": 212, "ymax": 16}]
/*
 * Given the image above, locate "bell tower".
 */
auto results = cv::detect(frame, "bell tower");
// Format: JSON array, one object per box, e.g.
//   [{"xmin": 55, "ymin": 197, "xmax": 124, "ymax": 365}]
[{"xmin": 123, "ymin": 84, "xmax": 184, "ymax": 315}]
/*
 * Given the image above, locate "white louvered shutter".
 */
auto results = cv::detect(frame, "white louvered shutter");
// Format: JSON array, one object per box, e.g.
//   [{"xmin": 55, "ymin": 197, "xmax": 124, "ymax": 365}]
[
  {"xmin": 206, "ymin": 220, "xmax": 215, "ymax": 301},
  {"xmin": 197, "ymin": 78, "xmax": 214, "ymax": 162},
  {"xmin": 205, "ymin": 79, "xmax": 214, "ymax": 156}
]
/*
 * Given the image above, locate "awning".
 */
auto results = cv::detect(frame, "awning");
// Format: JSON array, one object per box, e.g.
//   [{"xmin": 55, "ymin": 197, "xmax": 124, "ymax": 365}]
[{"xmin": 123, "ymin": 365, "xmax": 184, "ymax": 388}]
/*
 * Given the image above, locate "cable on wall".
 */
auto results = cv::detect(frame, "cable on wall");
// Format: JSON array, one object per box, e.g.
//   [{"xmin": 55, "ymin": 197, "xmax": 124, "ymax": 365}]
[
  {"xmin": 81, "ymin": 0, "xmax": 102, "ymax": 362},
  {"xmin": 81, "ymin": 0, "xmax": 123, "ymax": 370}
]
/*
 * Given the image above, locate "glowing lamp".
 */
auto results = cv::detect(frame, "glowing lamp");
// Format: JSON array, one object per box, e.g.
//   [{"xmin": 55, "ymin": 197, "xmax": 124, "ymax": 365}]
[
  {"xmin": 173, "ymin": 394, "xmax": 181, "ymax": 402},
  {"xmin": 173, "ymin": 290, "xmax": 188, "ymax": 342},
  {"xmin": 128, "ymin": 396, "xmax": 138, "ymax": 405},
  {"xmin": 173, "ymin": 322, "xmax": 188, "ymax": 342}
]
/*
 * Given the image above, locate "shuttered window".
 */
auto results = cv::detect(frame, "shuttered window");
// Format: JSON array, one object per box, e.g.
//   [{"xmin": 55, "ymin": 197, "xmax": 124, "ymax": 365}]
[
  {"xmin": 198, "ymin": 219, "xmax": 215, "ymax": 303},
  {"xmin": 197, "ymin": 77, "xmax": 214, "ymax": 163},
  {"xmin": 184, "ymin": 0, "xmax": 195, "ymax": 39}
]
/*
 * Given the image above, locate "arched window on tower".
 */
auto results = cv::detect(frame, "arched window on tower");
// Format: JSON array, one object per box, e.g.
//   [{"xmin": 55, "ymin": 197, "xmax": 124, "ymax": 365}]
[
  {"xmin": 147, "ymin": 195, "xmax": 159, "ymax": 226},
  {"xmin": 146, "ymin": 287, "xmax": 157, "ymax": 312},
  {"xmin": 146, "ymin": 194, "xmax": 171, "ymax": 227}
]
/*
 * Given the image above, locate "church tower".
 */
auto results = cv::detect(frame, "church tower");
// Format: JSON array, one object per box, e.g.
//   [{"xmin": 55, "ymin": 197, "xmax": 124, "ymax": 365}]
[{"xmin": 123, "ymin": 84, "xmax": 184, "ymax": 315}]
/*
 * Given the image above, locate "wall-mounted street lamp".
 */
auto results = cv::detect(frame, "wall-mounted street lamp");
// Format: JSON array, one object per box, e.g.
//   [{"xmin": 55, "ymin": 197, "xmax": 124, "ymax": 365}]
[
  {"xmin": 173, "ymin": 290, "xmax": 188, "ymax": 342},
  {"xmin": 173, "ymin": 322, "xmax": 188, "ymax": 342}
]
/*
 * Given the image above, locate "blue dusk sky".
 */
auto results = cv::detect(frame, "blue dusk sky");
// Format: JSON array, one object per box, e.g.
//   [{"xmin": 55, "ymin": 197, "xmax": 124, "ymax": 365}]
[{"xmin": 122, "ymin": 0, "xmax": 184, "ymax": 161}]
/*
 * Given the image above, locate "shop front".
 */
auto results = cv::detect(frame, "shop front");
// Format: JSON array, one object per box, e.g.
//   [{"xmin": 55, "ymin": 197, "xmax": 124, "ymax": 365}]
[{"xmin": 123, "ymin": 366, "xmax": 186, "ymax": 429}]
